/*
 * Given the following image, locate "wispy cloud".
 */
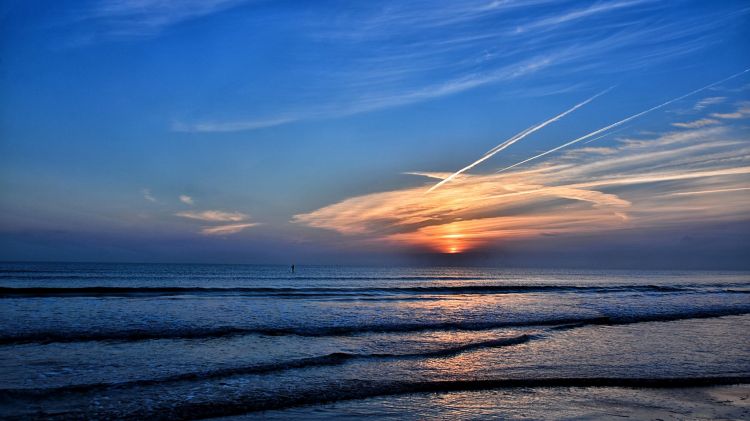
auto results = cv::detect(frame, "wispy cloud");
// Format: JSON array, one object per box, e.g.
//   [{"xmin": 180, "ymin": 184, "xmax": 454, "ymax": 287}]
[
  {"xmin": 179, "ymin": 195, "xmax": 194, "ymax": 205},
  {"xmin": 142, "ymin": 188, "xmax": 156, "ymax": 202},
  {"xmin": 176, "ymin": 209, "xmax": 258, "ymax": 235},
  {"xmin": 174, "ymin": 1, "xmax": 747, "ymax": 132},
  {"xmin": 672, "ymin": 118, "xmax": 719, "ymax": 129},
  {"xmin": 694, "ymin": 96, "xmax": 727, "ymax": 111},
  {"xmin": 176, "ymin": 210, "xmax": 248, "ymax": 222},
  {"xmin": 84, "ymin": 0, "xmax": 249, "ymax": 39},
  {"xmin": 514, "ymin": 0, "xmax": 654, "ymax": 33},
  {"xmin": 174, "ymin": 52, "xmax": 563, "ymax": 133},
  {"xmin": 710, "ymin": 102, "xmax": 750, "ymax": 120},
  {"xmin": 172, "ymin": 117, "xmax": 297, "ymax": 133},
  {"xmin": 201, "ymin": 222, "xmax": 259, "ymax": 235}
]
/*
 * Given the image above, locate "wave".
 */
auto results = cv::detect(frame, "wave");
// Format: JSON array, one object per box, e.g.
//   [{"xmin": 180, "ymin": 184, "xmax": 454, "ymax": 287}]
[
  {"xmin": 0, "ymin": 334, "xmax": 535, "ymax": 399},
  {"xmin": 1, "ymin": 283, "xmax": 740, "ymax": 298},
  {"xmin": 10, "ymin": 376, "xmax": 749, "ymax": 420},
  {"xmin": 2, "ymin": 308, "xmax": 748, "ymax": 345},
  {"xmin": 0, "ymin": 317, "xmax": 593, "ymax": 344},
  {"xmin": 0, "ymin": 353, "xmax": 354, "ymax": 399},
  {"xmin": 169, "ymin": 376, "xmax": 750, "ymax": 418}
]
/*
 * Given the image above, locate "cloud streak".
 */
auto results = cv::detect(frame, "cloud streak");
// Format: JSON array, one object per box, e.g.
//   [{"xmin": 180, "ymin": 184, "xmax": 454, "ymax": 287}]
[
  {"xmin": 176, "ymin": 210, "xmax": 248, "ymax": 222},
  {"xmin": 142, "ymin": 189, "xmax": 156, "ymax": 203},
  {"xmin": 693, "ymin": 96, "xmax": 727, "ymax": 110},
  {"xmin": 172, "ymin": 1, "xmax": 747, "ymax": 132},
  {"xmin": 710, "ymin": 102, "xmax": 750, "ymax": 120},
  {"xmin": 514, "ymin": 0, "xmax": 654, "ymax": 33},
  {"xmin": 174, "ymin": 53, "xmax": 563, "ymax": 133},
  {"xmin": 85, "ymin": 0, "xmax": 249, "ymax": 39},
  {"xmin": 176, "ymin": 210, "xmax": 258, "ymax": 235},
  {"xmin": 172, "ymin": 117, "xmax": 297, "ymax": 133},
  {"xmin": 672, "ymin": 118, "xmax": 719, "ymax": 129},
  {"xmin": 201, "ymin": 222, "xmax": 259, "ymax": 235}
]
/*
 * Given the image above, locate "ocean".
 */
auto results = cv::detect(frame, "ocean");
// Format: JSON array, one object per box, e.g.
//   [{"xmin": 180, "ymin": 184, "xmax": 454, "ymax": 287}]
[{"xmin": 0, "ymin": 262, "xmax": 749, "ymax": 419}]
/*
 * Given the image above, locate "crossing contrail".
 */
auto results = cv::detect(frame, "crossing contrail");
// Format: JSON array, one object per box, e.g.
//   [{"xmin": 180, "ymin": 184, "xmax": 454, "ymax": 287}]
[
  {"xmin": 426, "ymin": 87, "xmax": 613, "ymax": 193},
  {"xmin": 496, "ymin": 68, "xmax": 750, "ymax": 173}
]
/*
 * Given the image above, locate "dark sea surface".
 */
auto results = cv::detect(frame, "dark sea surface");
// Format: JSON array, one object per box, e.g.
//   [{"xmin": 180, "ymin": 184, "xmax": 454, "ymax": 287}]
[{"xmin": 0, "ymin": 262, "xmax": 749, "ymax": 419}]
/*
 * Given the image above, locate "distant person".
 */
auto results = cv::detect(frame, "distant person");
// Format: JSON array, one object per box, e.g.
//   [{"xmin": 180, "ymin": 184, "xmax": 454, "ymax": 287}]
[{"xmin": 291, "ymin": 264, "xmax": 295, "ymax": 273}]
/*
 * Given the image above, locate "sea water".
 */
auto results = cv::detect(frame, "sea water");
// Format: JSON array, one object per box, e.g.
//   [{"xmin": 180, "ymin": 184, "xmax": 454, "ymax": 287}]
[{"xmin": 0, "ymin": 262, "xmax": 748, "ymax": 419}]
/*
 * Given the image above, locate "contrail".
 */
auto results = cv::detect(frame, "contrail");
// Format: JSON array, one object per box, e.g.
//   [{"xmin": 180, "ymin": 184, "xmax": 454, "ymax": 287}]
[
  {"xmin": 582, "ymin": 125, "xmax": 630, "ymax": 145},
  {"xmin": 497, "ymin": 68, "xmax": 750, "ymax": 173},
  {"xmin": 426, "ymin": 87, "xmax": 613, "ymax": 193},
  {"xmin": 667, "ymin": 186, "xmax": 750, "ymax": 197}
]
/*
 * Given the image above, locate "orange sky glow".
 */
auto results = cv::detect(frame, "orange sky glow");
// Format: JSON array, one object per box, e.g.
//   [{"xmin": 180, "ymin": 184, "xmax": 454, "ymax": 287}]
[{"xmin": 295, "ymin": 113, "xmax": 750, "ymax": 254}]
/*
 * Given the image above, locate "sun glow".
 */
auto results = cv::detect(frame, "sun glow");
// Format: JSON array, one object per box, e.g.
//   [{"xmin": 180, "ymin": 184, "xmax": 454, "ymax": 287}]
[
  {"xmin": 441, "ymin": 227, "xmax": 465, "ymax": 254},
  {"xmin": 294, "ymin": 123, "xmax": 750, "ymax": 256}
]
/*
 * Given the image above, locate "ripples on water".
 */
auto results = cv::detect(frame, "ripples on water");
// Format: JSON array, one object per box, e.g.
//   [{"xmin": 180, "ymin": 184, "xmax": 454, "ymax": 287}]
[{"xmin": 0, "ymin": 263, "xmax": 748, "ymax": 419}]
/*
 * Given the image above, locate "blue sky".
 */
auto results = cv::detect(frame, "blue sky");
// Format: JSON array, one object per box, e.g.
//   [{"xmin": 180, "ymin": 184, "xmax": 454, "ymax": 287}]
[{"xmin": 1, "ymin": 0, "xmax": 749, "ymax": 266}]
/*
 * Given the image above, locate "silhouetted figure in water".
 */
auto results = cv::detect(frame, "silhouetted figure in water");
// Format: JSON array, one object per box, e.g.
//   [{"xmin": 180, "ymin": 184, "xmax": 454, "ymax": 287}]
[{"xmin": 291, "ymin": 264, "xmax": 295, "ymax": 273}]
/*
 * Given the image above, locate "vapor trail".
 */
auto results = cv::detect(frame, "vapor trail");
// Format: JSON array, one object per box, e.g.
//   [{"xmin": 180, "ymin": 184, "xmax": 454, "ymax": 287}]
[
  {"xmin": 497, "ymin": 68, "xmax": 750, "ymax": 173},
  {"xmin": 426, "ymin": 87, "xmax": 612, "ymax": 193},
  {"xmin": 582, "ymin": 125, "xmax": 630, "ymax": 145},
  {"xmin": 667, "ymin": 186, "xmax": 750, "ymax": 197}
]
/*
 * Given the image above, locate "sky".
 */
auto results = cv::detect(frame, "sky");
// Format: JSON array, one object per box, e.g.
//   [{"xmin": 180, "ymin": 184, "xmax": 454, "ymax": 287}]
[{"xmin": 0, "ymin": 0, "xmax": 749, "ymax": 268}]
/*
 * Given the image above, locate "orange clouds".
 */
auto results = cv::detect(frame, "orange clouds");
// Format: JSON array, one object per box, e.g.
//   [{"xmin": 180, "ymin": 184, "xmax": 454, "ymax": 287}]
[{"xmin": 294, "ymin": 123, "xmax": 750, "ymax": 253}]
